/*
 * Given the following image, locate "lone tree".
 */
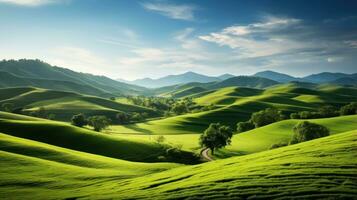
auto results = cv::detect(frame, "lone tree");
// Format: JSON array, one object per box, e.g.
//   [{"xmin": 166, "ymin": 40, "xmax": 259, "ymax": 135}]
[
  {"xmin": 199, "ymin": 123, "xmax": 233, "ymax": 155},
  {"xmin": 87, "ymin": 115, "xmax": 111, "ymax": 132},
  {"xmin": 290, "ymin": 121, "xmax": 329, "ymax": 144},
  {"xmin": 71, "ymin": 113, "xmax": 87, "ymax": 127}
]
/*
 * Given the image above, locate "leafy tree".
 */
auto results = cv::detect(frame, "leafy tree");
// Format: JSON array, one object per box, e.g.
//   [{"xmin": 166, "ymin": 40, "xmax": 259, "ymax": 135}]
[
  {"xmin": 130, "ymin": 112, "xmax": 143, "ymax": 121},
  {"xmin": 318, "ymin": 105, "xmax": 338, "ymax": 118},
  {"xmin": 71, "ymin": 113, "xmax": 87, "ymax": 127},
  {"xmin": 250, "ymin": 108, "xmax": 283, "ymax": 128},
  {"xmin": 199, "ymin": 123, "xmax": 233, "ymax": 154},
  {"xmin": 236, "ymin": 121, "xmax": 255, "ymax": 133},
  {"xmin": 116, "ymin": 112, "xmax": 129, "ymax": 124},
  {"xmin": 290, "ymin": 121, "xmax": 329, "ymax": 144},
  {"xmin": 87, "ymin": 115, "xmax": 111, "ymax": 132},
  {"xmin": 340, "ymin": 102, "xmax": 357, "ymax": 116},
  {"xmin": 171, "ymin": 103, "xmax": 188, "ymax": 115}
]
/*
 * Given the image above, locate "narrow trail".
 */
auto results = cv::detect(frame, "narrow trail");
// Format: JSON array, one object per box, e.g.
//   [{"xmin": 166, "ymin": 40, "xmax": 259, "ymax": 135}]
[{"xmin": 201, "ymin": 148, "xmax": 214, "ymax": 161}]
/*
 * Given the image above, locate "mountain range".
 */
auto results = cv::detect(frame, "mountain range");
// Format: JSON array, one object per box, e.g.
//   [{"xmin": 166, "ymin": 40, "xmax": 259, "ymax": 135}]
[
  {"xmin": 123, "ymin": 71, "xmax": 235, "ymax": 88},
  {"xmin": 0, "ymin": 59, "xmax": 356, "ymax": 97}
]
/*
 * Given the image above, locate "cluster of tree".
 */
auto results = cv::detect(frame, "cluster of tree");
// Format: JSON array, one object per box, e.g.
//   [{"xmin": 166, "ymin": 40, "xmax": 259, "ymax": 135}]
[
  {"xmin": 237, "ymin": 108, "xmax": 285, "ymax": 133},
  {"xmin": 127, "ymin": 96, "xmax": 175, "ymax": 111},
  {"xmin": 199, "ymin": 123, "xmax": 233, "ymax": 155},
  {"xmin": 127, "ymin": 96, "xmax": 201, "ymax": 116},
  {"xmin": 71, "ymin": 113, "xmax": 111, "ymax": 132},
  {"xmin": 270, "ymin": 121, "xmax": 329, "ymax": 149},
  {"xmin": 290, "ymin": 103, "xmax": 357, "ymax": 119},
  {"xmin": 115, "ymin": 112, "xmax": 149, "ymax": 124}
]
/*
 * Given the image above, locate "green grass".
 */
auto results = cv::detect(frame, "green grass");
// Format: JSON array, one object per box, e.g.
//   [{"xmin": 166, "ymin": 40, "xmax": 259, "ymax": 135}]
[
  {"xmin": 0, "ymin": 87, "xmax": 158, "ymax": 121},
  {"xmin": 111, "ymin": 84, "xmax": 357, "ymax": 135},
  {"xmin": 217, "ymin": 114, "xmax": 357, "ymax": 158},
  {"xmin": 0, "ymin": 112, "xmax": 196, "ymax": 163},
  {"xmin": 161, "ymin": 86, "xmax": 207, "ymax": 98},
  {"xmin": 2, "ymin": 129, "xmax": 356, "ymax": 199},
  {"xmin": 110, "ymin": 114, "xmax": 357, "ymax": 158}
]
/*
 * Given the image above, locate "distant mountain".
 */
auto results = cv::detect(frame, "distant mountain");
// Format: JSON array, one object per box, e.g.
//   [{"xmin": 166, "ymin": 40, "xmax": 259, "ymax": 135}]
[
  {"xmin": 217, "ymin": 73, "xmax": 235, "ymax": 80},
  {"xmin": 0, "ymin": 59, "xmax": 147, "ymax": 96},
  {"xmin": 330, "ymin": 74, "xmax": 357, "ymax": 85},
  {"xmin": 129, "ymin": 71, "xmax": 224, "ymax": 88},
  {"xmin": 0, "ymin": 71, "xmax": 108, "ymax": 96},
  {"xmin": 210, "ymin": 76, "xmax": 279, "ymax": 89},
  {"xmin": 254, "ymin": 70, "xmax": 301, "ymax": 83},
  {"xmin": 302, "ymin": 72, "xmax": 350, "ymax": 83}
]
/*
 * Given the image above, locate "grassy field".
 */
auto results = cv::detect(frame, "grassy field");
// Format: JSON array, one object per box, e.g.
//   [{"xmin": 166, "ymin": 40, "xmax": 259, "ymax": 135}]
[
  {"xmin": 1, "ymin": 128, "xmax": 356, "ymax": 199},
  {"xmin": 0, "ymin": 87, "xmax": 158, "ymax": 122},
  {"xmin": 111, "ymin": 84, "xmax": 357, "ymax": 135},
  {"xmin": 0, "ymin": 112, "xmax": 198, "ymax": 164},
  {"xmin": 109, "ymin": 114, "xmax": 357, "ymax": 158}
]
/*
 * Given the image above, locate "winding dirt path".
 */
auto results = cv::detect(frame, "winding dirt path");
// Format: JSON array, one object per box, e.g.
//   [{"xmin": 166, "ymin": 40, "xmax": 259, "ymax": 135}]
[{"xmin": 201, "ymin": 148, "xmax": 214, "ymax": 161}]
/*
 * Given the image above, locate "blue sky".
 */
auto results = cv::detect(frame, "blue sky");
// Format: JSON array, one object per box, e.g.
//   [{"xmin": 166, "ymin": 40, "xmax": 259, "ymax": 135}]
[{"xmin": 1, "ymin": 0, "xmax": 357, "ymax": 80}]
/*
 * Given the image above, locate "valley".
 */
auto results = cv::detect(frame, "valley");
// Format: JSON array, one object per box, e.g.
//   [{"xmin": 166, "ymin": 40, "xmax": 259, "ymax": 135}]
[{"xmin": 1, "ymin": 60, "xmax": 357, "ymax": 199}]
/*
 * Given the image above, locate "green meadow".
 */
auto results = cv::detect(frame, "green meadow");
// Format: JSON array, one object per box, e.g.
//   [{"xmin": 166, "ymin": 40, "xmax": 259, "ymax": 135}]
[{"xmin": 1, "ymin": 67, "xmax": 357, "ymax": 199}]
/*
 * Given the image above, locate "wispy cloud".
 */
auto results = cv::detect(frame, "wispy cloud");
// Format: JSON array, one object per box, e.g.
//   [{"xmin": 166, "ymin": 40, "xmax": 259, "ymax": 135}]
[
  {"xmin": 0, "ymin": 0, "xmax": 64, "ymax": 6},
  {"xmin": 141, "ymin": 1, "xmax": 196, "ymax": 21},
  {"xmin": 199, "ymin": 16, "xmax": 305, "ymax": 58}
]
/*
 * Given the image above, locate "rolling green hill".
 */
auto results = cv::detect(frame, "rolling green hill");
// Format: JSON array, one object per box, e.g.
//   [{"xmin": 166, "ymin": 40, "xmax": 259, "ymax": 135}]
[
  {"xmin": 0, "ymin": 87, "xmax": 158, "ymax": 121},
  {"xmin": 0, "ymin": 59, "xmax": 148, "ymax": 96},
  {"xmin": 113, "ymin": 84, "xmax": 357, "ymax": 134},
  {"xmin": 161, "ymin": 86, "xmax": 207, "ymax": 98},
  {"xmin": 0, "ymin": 112, "xmax": 197, "ymax": 164},
  {"xmin": 1, "ymin": 128, "xmax": 356, "ymax": 199}
]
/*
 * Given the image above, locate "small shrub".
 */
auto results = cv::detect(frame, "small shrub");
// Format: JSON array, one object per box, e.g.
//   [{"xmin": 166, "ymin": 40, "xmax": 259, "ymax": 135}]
[{"xmin": 290, "ymin": 121, "xmax": 329, "ymax": 144}]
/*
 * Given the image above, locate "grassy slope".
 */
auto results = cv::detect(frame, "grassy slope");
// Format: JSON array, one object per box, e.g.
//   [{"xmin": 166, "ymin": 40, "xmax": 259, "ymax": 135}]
[
  {"xmin": 0, "ymin": 87, "xmax": 158, "ymax": 121},
  {"xmin": 161, "ymin": 86, "xmax": 207, "ymax": 98},
  {"xmin": 112, "ymin": 84, "xmax": 357, "ymax": 134},
  {"xmin": 109, "ymin": 115, "xmax": 357, "ymax": 158},
  {"xmin": 0, "ymin": 112, "xmax": 193, "ymax": 163},
  {"xmin": 221, "ymin": 114, "xmax": 357, "ymax": 157},
  {"xmin": 0, "ymin": 133, "xmax": 178, "ymax": 200},
  {"xmin": 2, "ymin": 129, "xmax": 355, "ymax": 199}
]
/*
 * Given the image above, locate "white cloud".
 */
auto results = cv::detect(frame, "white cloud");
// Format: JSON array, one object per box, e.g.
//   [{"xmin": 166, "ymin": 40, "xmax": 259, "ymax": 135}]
[
  {"xmin": 141, "ymin": 2, "xmax": 196, "ymax": 20},
  {"xmin": 327, "ymin": 57, "xmax": 343, "ymax": 63},
  {"xmin": 199, "ymin": 16, "xmax": 306, "ymax": 58},
  {"xmin": 0, "ymin": 0, "xmax": 62, "ymax": 6}
]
